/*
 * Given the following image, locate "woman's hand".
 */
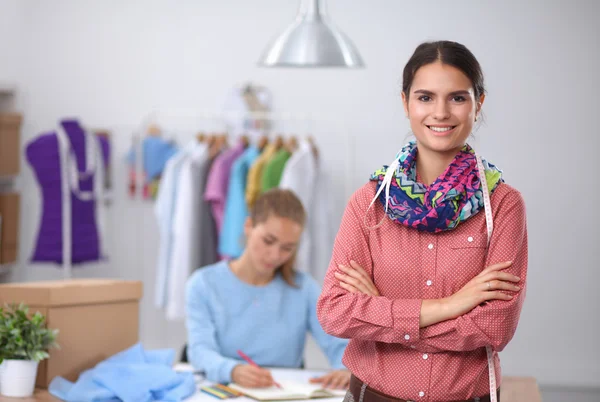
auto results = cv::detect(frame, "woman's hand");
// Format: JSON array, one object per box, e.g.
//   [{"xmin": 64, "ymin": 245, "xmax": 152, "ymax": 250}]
[
  {"xmin": 231, "ymin": 364, "xmax": 274, "ymax": 388},
  {"xmin": 309, "ymin": 369, "xmax": 351, "ymax": 389},
  {"xmin": 442, "ymin": 260, "xmax": 521, "ymax": 319},
  {"xmin": 334, "ymin": 260, "xmax": 379, "ymax": 296}
]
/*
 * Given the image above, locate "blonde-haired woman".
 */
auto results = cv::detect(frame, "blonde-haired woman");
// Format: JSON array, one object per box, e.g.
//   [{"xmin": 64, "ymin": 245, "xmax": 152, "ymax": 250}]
[{"xmin": 186, "ymin": 189, "xmax": 350, "ymax": 389}]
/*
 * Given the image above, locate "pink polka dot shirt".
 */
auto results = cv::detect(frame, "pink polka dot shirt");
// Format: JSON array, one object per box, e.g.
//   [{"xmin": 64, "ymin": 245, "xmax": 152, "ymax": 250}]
[{"xmin": 317, "ymin": 181, "xmax": 528, "ymax": 401}]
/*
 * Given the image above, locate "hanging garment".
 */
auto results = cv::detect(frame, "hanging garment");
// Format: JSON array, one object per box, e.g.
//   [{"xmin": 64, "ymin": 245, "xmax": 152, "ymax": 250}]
[
  {"xmin": 26, "ymin": 119, "xmax": 109, "ymax": 265},
  {"xmin": 154, "ymin": 149, "xmax": 190, "ymax": 309},
  {"xmin": 261, "ymin": 149, "xmax": 291, "ymax": 191},
  {"xmin": 245, "ymin": 143, "xmax": 278, "ymax": 209},
  {"xmin": 279, "ymin": 139, "xmax": 334, "ymax": 283},
  {"xmin": 166, "ymin": 142, "xmax": 217, "ymax": 320},
  {"xmin": 279, "ymin": 140, "xmax": 317, "ymax": 277},
  {"xmin": 204, "ymin": 140, "xmax": 246, "ymax": 234},
  {"xmin": 126, "ymin": 136, "xmax": 178, "ymax": 199},
  {"xmin": 219, "ymin": 145, "xmax": 260, "ymax": 259},
  {"xmin": 308, "ymin": 164, "xmax": 336, "ymax": 283}
]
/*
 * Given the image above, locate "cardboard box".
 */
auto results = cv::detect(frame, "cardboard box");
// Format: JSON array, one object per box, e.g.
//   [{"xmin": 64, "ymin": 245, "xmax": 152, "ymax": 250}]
[
  {"xmin": 0, "ymin": 279, "xmax": 143, "ymax": 388},
  {"xmin": 0, "ymin": 112, "xmax": 22, "ymax": 176},
  {"xmin": 0, "ymin": 192, "xmax": 20, "ymax": 264}
]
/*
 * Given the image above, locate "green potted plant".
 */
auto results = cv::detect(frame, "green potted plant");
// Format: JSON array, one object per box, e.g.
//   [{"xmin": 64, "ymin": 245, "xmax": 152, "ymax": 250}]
[{"xmin": 0, "ymin": 303, "xmax": 58, "ymax": 397}]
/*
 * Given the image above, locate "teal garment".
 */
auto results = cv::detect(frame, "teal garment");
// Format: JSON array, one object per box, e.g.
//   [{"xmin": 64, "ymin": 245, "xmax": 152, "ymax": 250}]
[
  {"xmin": 185, "ymin": 261, "xmax": 348, "ymax": 384},
  {"xmin": 219, "ymin": 146, "xmax": 260, "ymax": 258},
  {"xmin": 261, "ymin": 149, "xmax": 291, "ymax": 191}
]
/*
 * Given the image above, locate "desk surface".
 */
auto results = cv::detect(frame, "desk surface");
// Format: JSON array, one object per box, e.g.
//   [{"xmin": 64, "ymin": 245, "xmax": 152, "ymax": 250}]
[{"xmin": 0, "ymin": 374, "xmax": 541, "ymax": 402}]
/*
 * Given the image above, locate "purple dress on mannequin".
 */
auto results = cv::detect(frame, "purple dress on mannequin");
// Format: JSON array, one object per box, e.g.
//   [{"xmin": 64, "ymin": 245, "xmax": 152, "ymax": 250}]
[{"xmin": 26, "ymin": 119, "xmax": 109, "ymax": 265}]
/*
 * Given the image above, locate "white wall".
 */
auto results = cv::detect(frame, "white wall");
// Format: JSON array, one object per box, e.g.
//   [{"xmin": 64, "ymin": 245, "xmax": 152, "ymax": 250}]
[
  {"xmin": 3, "ymin": 0, "xmax": 599, "ymax": 388},
  {"xmin": 0, "ymin": 0, "xmax": 23, "ymax": 108}
]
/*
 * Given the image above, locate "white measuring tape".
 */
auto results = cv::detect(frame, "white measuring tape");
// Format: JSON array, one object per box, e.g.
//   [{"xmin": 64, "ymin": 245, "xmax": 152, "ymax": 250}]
[{"xmin": 476, "ymin": 154, "xmax": 498, "ymax": 402}]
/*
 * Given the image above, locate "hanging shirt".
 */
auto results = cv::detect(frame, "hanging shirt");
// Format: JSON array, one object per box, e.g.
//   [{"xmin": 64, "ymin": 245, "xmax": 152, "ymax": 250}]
[
  {"xmin": 279, "ymin": 140, "xmax": 334, "ymax": 283},
  {"xmin": 261, "ymin": 149, "xmax": 291, "ymax": 191},
  {"xmin": 126, "ymin": 136, "xmax": 178, "ymax": 181},
  {"xmin": 166, "ymin": 143, "xmax": 214, "ymax": 320},
  {"xmin": 245, "ymin": 143, "xmax": 277, "ymax": 208},
  {"xmin": 126, "ymin": 136, "xmax": 178, "ymax": 200},
  {"xmin": 204, "ymin": 141, "xmax": 246, "ymax": 234},
  {"xmin": 154, "ymin": 149, "xmax": 190, "ymax": 309},
  {"xmin": 219, "ymin": 146, "xmax": 260, "ymax": 259},
  {"xmin": 279, "ymin": 140, "xmax": 317, "ymax": 277},
  {"xmin": 26, "ymin": 119, "xmax": 109, "ymax": 265},
  {"xmin": 308, "ymin": 164, "xmax": 336, "ymax": 283},
  {"xmin": 185, "ymin": 260, "xmax": 348, "ymax": 384}
]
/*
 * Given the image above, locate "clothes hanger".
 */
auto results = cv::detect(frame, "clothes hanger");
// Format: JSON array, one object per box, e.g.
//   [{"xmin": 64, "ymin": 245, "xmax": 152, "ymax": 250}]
[
  {"xmin": 240, "ymin": 134, "xmax": 250, "ymax": 148},
  {"xmin": 306, "ymin": 135, "xmax": 319, "ymax": 159},
  {"xmin": 146, "ymin": 124, "xmax": 162, "ymax": 136},
  {"xmin": 274, "ymin": 135, "xmax": 284, "ymax": 150},
  {"xmin": 285, "ymin": 136, "xmax": 298, "ymax": 153},
  {"xmin": 257, "ymin": 135, "xmax": 269, "ymax": 151}
]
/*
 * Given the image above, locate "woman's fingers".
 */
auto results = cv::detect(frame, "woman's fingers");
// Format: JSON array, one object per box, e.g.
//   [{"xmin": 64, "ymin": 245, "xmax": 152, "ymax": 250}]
[
  {"xmin": 338, "ymin": 281, "xmax": 360, "ymax": 294},
  {"xmin": 483, "ymin": 290, "xmax": 514, "ymax": 301},
  {"xmin": 479, "ymin": 261, "xmax": 513, "ymax": 276},
  {"xmin": 349, "ymin": 260, "xmax": 370, "ymax": 280},
  {"xmin": 338, "ymin": 263, "xmax": 379, "ymax": 296},
  {"xmin": 338, "ymin": 264, "xmax": 371, "ymax": 290},
  {"xmin": 478, "ymin": 271, "xmax": 520, "ymax": 283},
  {"xmin": 481, "ymin": 279, "xmax": 520, "ymax": 292},
  {"xmin": 349, "ymin": 260, "xmax": 379, "ymax": 296},
  {"xmin": 335, "ymin": 270, "xmax": 373, "ymax": 295}
]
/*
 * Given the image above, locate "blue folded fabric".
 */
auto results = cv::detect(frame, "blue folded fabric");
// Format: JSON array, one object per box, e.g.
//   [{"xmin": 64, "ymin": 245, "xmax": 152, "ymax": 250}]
[{"xmin": 49, "ymin": 343, "xmax": 196, "ymax": 402}]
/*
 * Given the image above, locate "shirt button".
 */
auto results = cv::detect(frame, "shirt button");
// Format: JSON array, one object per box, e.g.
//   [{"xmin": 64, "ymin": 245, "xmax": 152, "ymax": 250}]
[
  {"xmin": 426, "ymin": 280, "xmax": 432, "ymax": 286},
  {"xmin": 404, "ymin": 334, "xmax": 410, "ymax": 340},
  {"xmin": 419, "ymin": 391, "xmax": 425, "ymax": 397},
  {"xmin": 427, "ymin": 243, "xmax": 434, "ymax": 250},
  {"xmin": 423, "ymin": 354, "xmax": 428, "ymax": 360},
  {"xmin": 468, "ymin": 236, "xmax": 474, "ymax": 242}
]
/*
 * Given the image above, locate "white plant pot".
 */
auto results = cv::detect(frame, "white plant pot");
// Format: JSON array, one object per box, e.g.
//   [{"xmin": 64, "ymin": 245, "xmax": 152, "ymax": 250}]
[{"xmin": 0, "ymin": 359, "xmax": 39, "ymax": 397}]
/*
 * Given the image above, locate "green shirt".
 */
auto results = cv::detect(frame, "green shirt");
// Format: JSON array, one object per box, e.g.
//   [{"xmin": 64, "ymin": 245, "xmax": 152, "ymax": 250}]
[{"xmin": 261, "ymin": 149, "xmax": 291, "ymax": 191}]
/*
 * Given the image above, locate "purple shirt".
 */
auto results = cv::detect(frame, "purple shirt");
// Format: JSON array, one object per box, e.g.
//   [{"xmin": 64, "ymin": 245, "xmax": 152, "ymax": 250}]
[{"xmin": 204, "ymin": 141, "xmax": 246, "ymax": 234}]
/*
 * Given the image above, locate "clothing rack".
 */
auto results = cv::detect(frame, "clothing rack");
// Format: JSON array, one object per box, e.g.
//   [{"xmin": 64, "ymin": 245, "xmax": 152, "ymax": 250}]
[{"xmin": 131, "ymin": 109, "xmax": 355, "ymax": 201}]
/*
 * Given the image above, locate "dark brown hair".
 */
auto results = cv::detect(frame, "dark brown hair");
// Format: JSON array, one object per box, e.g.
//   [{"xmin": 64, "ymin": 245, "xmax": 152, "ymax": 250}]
[
  {"xmin": 250, "ymin": 189, "xmax": 306, "ymax": 287},
  {"xmin": 402, "ymin": 41, "xmax": 486, "ymax": 101}
]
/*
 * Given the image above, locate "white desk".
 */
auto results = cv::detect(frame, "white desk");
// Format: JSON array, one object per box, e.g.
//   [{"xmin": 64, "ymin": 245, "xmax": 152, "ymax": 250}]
[
  {"xmin": 0, "ymin": 370, "xmax": 541, "ymax": 401},
  {"xmin": 174, "ymin": 364, "xmax": 345, "ymax": 402},
  {"xmin": 174, "ymin": 364, "xmax": 542, "ymax": 402}
]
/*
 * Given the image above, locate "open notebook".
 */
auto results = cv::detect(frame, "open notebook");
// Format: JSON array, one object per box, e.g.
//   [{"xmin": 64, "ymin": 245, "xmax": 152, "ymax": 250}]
[{"xmin": 228, "ymin": 381, "xmax": 347, "ymax": 401}]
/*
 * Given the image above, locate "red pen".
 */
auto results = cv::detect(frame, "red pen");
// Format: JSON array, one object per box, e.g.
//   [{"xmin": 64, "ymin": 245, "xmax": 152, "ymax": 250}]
[{"xmin": 236, "ymin": 349, "xmax": 283, "ymax": 389}]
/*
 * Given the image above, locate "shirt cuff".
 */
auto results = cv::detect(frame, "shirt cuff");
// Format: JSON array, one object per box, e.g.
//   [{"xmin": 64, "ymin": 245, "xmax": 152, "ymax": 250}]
[
  {"xmin": 219, "ymin": 359, "xmax": 241, "ymax": 384},
  {"xmin": 392, "ymin": 299, "xmax": 422, "ymax": 344}
]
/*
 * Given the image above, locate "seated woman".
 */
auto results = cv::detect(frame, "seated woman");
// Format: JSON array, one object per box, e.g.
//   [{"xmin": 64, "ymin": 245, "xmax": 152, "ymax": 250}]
[{"xmin": 185, "ymin": 189, "xmax": 350, "ymax": 389}]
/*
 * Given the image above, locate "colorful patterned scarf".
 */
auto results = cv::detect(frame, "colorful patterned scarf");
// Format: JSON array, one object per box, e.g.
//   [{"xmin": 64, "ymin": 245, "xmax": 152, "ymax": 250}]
[{"xmin": 369, "ymin": 141, "xmax": 503, "ymax": 233}]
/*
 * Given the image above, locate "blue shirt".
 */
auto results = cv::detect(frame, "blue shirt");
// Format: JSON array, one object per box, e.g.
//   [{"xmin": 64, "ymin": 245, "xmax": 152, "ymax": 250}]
[
  {"xmin": 185, "ymin": 261, "xmax": 348, "ymax": 383},
  {"xmin": 126, "ymin": 136, "xmax": 179, "ymax": 181},
  {"xmin": 218, "ymin": 146, "xmax": 260, "ymax": 258}
]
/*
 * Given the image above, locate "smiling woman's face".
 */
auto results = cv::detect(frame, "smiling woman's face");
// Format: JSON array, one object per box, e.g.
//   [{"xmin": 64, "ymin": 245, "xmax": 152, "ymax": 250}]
[{"xmin": 402, "ymin": 61, "xmax": 484, "ymax": 155}]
